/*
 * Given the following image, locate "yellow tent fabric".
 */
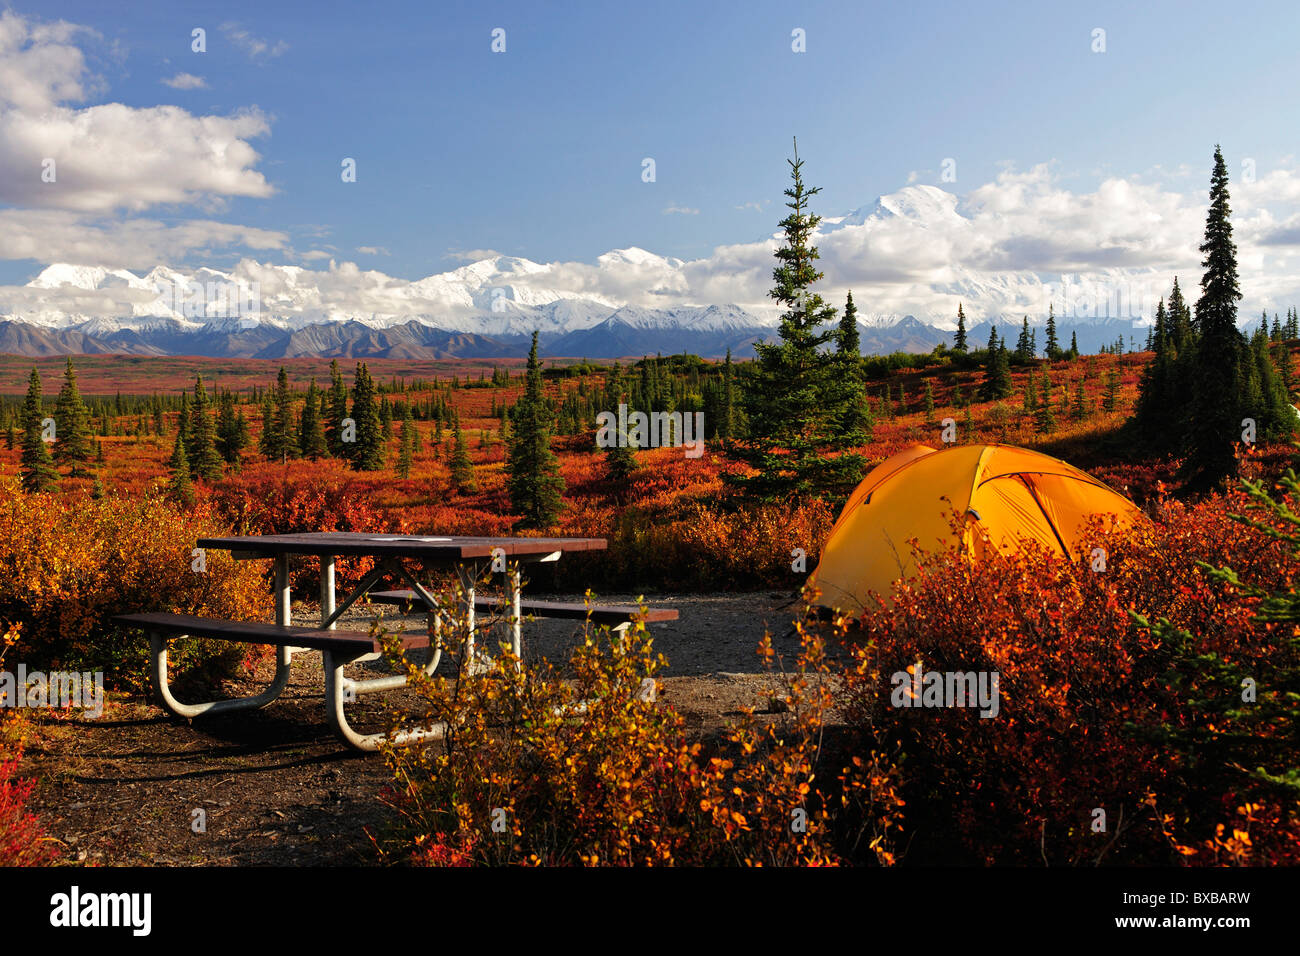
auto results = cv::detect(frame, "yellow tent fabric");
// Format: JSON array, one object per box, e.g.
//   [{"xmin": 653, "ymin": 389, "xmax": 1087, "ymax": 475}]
[{"xmin": 809, "ymin": 443, "xmax": 1142, "ymax": 613}]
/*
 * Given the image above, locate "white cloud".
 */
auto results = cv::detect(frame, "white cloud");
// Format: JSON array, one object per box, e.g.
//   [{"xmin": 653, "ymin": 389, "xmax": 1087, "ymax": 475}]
[
  {"xmin": 663, "ymin": 203, "xmax": 699, "ymax": 215},
  {"xmin": 0, "ymin": 209, "xmax": 287, "ymax": 269},
  {"xmin": 0, "ymin": 11, "xmax": 273, "ymax": 213},
  {"xmin": 19, "ymin": 156, "xmax": 1300, "ymax": 327},
  {"xmin": 220, "ymin": 23, "xmax": 288, "ymax": 61},
  {"xmin": 161, "ymin": 72, "xmax": 207, "ymax": 90},
  {"xmin": 444, "ymin": 248, "xmax": 504, "ymax": 262},
  {"xmin": 356, "ymin": 245, "xmax": 390, "ymax": 256}
]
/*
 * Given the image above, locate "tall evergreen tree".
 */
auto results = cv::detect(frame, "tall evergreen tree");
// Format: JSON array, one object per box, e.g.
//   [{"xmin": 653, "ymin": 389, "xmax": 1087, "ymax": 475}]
[
  {"xmin": 1247, "ymin": 328, "xmax": 1293, "ymax": 440},
  {"xmin": 1103, "ymin": 367, "xmax": 1122, "ymax": 413},
  {"xmin": 834, "ymin": 291, "xmax": 871, "ymax": 444},
  {"xmin": 1168, "ymin": 276, "xmax": 1193, "ymax": 358},
  {"xmin": 258, "ymin": 393, "xmax": 276, "ymax": 459},
  {"xmin": 980, "ymin": 327, "xmax": 1012, "ymax": 400},
  {"xmin": 1184, "ymin": 146, "xmax": 1248, "ymax": 490},
  {"xmin": 1045, "ymin": 305, "xmax": 1061, "ymax": 360},
  {"xmin": 1069, "ymin": 330, "xmax": 1080, "ymax": 359},
  {"xmin": 1014, "ymin": 316, "xmax": 1032, "ymax": 362},
  {"xmin": 727, "ymin": 140, "xmax": 865, "ymax": 501},
  {"xmin": 450, "ymin": 426, "xmax": 478, "ymax": 492},
  {"xmin": 215, "ymin": 390, "xmax": 249, "ymax": 464},
  {"xmin": 188, "ymin": 375, "xmax": 223, "ymax": 480},
  {"xmin": 349, "ymin": 362, "xmax": 385, "ymax": 471},
  {"xmin": 1132, "ymin": 297, "xmax": 1178, "ymax": 443},
  {"xmin": 506, "ymin": 332, "xmax": 565, "ymax": 527},
  {"xmin": 20, "ymin": 368, "xmax": 57, "ymax": 493},
  {"xmin": 953, "ymin": 303, "xmax": 968, "ymax": 352},
  {"xmin": 52, "ymin": 357, "xmax": 92, "ymax": 475},
  {"xmin": 603, "ymin": 374, "xmax": 638, "ymax": 482},
  {"xmin": 167, "ymin": 430, "xmax": 194, "ymax": 505},
  {"xmin": 266, "ymin": 367, "xmax": 299, "ymax": 463},
  {"xmin": 176, "ymin": 393, "xmax": 191, "ymax": 455},
  {"xmin": 720, "ymin": 349, "xmax": 735, "ymax": 448},
  {"xmin": 300, "ymin": 379, "xmax": 329, "ymax": 460},
  {"xmin": 325, "ymin": 359, "xmax": 349, "ymax": 455},
  {"xmin": 1035, "ymin": 367, "xmax": 1057, "ymax": 433}
]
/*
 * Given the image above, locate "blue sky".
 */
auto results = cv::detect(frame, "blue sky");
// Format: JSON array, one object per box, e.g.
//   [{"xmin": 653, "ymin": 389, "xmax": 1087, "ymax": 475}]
[{"xmin": 3, "ymin": 0, "xmax": 1300, "ymax": 323}]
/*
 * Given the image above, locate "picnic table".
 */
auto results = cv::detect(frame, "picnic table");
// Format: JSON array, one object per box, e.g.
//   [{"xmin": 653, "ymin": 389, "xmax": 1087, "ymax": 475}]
[{"xmin": 114, "ymin": 532, "xmax": 675, "ymax": 751}]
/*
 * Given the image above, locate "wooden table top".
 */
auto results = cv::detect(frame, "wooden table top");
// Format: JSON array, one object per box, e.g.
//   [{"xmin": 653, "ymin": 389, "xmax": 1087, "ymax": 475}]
[{"xmin": 195, "ymin": 532, "xmax": 608, "ymax": 560}]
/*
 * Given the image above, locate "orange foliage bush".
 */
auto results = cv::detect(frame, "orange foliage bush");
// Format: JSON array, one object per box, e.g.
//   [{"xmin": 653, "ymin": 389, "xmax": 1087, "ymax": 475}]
[
  {"xmin": 209, "ymin": 467, "xmax": 408, "ymax": 595},
  {"xmin": 379, "ymin": 583, "xmax": 893, "ymax": 866},
  {"xmin": 0, "ymin": 627, "xmax": 58, "ymax": 866},
  {"xmin": 843, "ymin": 489, "xmax": 1300, "ymax": 865},
  {"xmin": 0, "ymin": 477, "xmax": 265, "ymax": 686}
]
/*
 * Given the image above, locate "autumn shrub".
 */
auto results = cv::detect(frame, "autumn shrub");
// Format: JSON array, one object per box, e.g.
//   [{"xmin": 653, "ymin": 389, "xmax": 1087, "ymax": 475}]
[
  {"xmin": 843, "ymin": 488, "xmax": 1300, "ymax": 865},
  {"xmin": 549, "ymin": 498, "xmax": 837, "ymax": 592},
  {"xmin": 379, "ymin": 579, "xmax": 888, "ymax": 865},
  {"xmin": 209, "ymin": 469, "xmax": 407, "ymax": 595},
  {"xmin": 0, "ymin": 478, "xmax": 265, "ymax": 687},
  {"xmin": 0, "ymin": 626, "xmax": 59, "ymax": 866}
]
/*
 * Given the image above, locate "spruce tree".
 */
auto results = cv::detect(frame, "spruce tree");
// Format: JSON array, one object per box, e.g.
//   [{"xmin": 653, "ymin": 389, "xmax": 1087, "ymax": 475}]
[
  {"xmin": 349, "ymin": 362, "xmax": 385, "ymax": 471},
  {"xmin": 603, "ymin": 380, "xmax": 638, "ymax": 482},
  {"xmin": 980, "ymin": 327, "xmax": 1011, "ymax": 400},
  {"xmin": 176, "ymin": 393, "xmax": 191, "ymax": 457},
  {"xmin": 1069, "ymin": 331, "xmax": 1080, "ymax": 359},
  {"xmin": 726, "ymin": 140, "xmax": 865, "ymax": 501},
  {"xmin": 1168, "ymin": 276, "xmax": 1194, "ymax": 358},
  {"xmin": 506, "ymin": 332, "xmax": 564, "ymax": 527},
  {"xmin": 53, "ymin": 357, "xmax": 92, "ymax": 475},
  {"xmin": 325, "ymin": 359, "xmax": 349, "ymax": 455},
  {"xmin": 834, "ymin": 291, "xmax": 871, "ymax": 444},
  {"xmin": 215, "ymin": 390, "xmax": 248, "ymax": 464},
  {"xmin": 1071, "ymin": 377, "xmax": 1087, "ymax": 420},
  {"xmin": 953, "ymin": 303, "xmax": 968, "ymax": 352},
  {"xmin": 168, "ymin": 431, "xmax": 194, "ymax": 505},
  {"xmin": 258, "ymin": 393, "xmax": 276, "ymax": 459},
  {"xmin": 720, "ymin": 349, "xmax": 735, "ymax": 448},
  {"xmin": 1035, "ymin": 367, "xmax": 1057, "ymax": 433},
  {"xmin": 1247, "ymin": 329, "xmax": 1292, "ymax": 440},
  {"xmin": 1184, "ymin": 146, "xmax": 1248, "ymax": 490},
  {"xmin": 1103, "ymin": 367, "xmax": 1121, "ymax": 413},
  {"xmin": 1045, "ymin": 306, "xmax": 1061, "ymax": 360},
  {"xmin": 300, "ymin": 379, "xmax": 329, "ymax": 460},
  {"xmin": 188, "ymin": 375, "xmax": 223, "ymax": 480},
  {"xmin": 1132, "ymin": 297, "xmax": 1178, "ymax": 444},
  {"xmin": 266, "ymin": 367, "xmax": 299, "ymax": 463},
  {"xmin": 450, "ymin": 426, "xmax": 478, "ymax": 492},
  {"xmin": 20, "ymin": 368, "xmax": 57, "ymax": 493},
  {"xmin": 1015, "ymin": 317, "xmax": 1032, "ymax": 362}
]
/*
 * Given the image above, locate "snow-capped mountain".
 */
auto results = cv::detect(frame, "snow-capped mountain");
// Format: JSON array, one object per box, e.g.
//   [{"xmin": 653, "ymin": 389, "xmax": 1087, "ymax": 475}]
[{"xmin": 0, "ymin": 181, "xmax": 1175, "ymax": 358}]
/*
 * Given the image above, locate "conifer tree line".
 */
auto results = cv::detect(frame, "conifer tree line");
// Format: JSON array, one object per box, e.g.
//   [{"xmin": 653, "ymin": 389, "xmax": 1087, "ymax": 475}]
[{"xmin": 1130, "ymin": 145, "xmax": 1296, "ymax": 489}]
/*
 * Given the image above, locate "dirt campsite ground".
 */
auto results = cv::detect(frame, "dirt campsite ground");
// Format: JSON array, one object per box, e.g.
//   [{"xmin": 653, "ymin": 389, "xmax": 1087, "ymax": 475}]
[{"xmin": 21, "ymin": 591, "xmax": 822, "ymax": 866}]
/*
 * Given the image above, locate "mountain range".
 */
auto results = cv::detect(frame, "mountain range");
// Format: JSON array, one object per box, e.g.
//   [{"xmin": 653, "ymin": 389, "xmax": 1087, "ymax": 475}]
[{"xmin": 0, "ymin": 185, "xmax": 1159, "ymax": 360}]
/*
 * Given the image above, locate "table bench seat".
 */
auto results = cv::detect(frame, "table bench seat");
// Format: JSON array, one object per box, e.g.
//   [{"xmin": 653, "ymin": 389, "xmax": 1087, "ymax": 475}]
[
  {"xmin": 365, "ymin": 590, "xmax": 679, "ymax": 626},
  {"xmin": 114, "ymin": 611, "xmax": 442, "ymax": 753},
  {"xmin": 113, "ymin": 612, "xmax": 431, "ymax": 653}
]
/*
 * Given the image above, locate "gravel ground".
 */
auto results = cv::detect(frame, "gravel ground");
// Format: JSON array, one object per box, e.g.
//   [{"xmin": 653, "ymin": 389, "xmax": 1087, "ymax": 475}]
[{"xmin": 23, "ymin": 591, "xmax": 815, "ymax": 866}]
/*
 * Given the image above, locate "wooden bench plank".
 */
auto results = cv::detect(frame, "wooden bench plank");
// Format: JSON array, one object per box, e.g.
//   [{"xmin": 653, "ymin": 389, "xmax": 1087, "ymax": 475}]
[
  {"xmin": 113, "ymin": 612, "xmax": 430, "ymax": 653},
  {"xmin": 366, "ymin": 590, "xmax": 678, "ymax": 625}
]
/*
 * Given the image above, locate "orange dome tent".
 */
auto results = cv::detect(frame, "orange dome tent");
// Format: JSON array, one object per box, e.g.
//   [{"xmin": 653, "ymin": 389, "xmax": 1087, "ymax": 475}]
[{"xmin": 808, "ymin": 443, "xmax": 1142, "ymax": 613}]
